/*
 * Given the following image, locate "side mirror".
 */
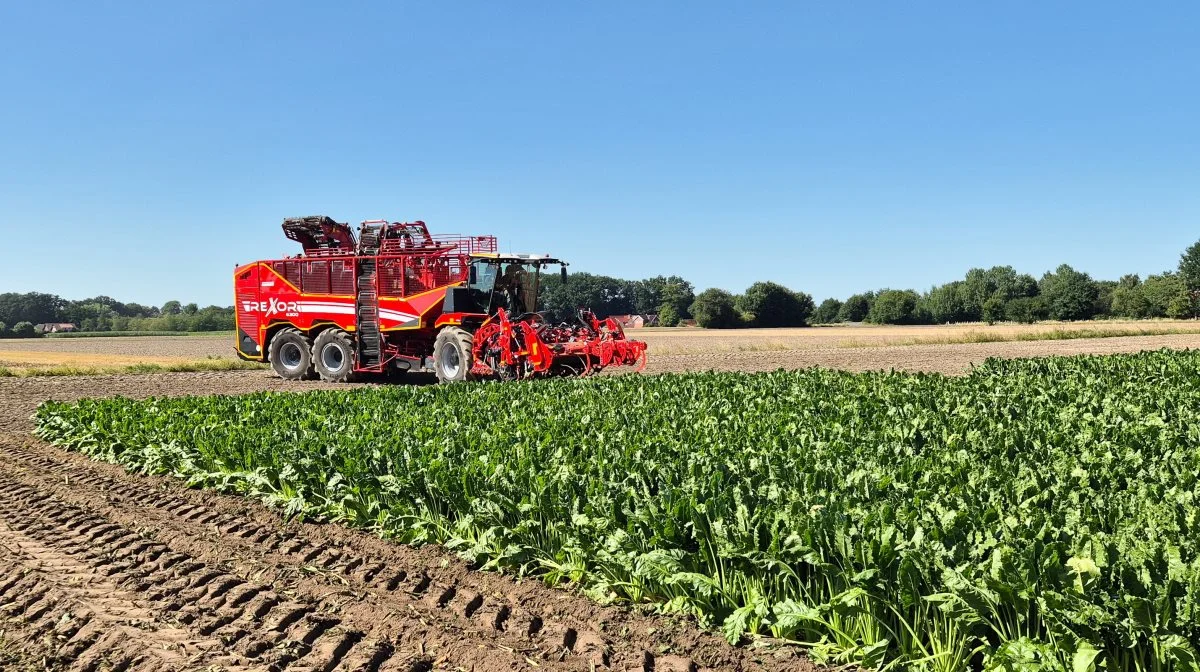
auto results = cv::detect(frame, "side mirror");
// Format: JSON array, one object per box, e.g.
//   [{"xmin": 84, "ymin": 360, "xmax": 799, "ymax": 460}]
[
  {"xmin": 469, "ymin": 265, "xmax": 477, "ymax": 285},
  {"xmin": 560, "ymin": 266, "xmax": 568, "ymax": 282}
]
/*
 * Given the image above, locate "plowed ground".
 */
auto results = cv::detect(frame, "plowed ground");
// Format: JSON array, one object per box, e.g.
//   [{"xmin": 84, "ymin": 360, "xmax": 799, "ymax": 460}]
[{"xmin": 0, "ymin": 372, "xmax": 815, "ymax": 672}]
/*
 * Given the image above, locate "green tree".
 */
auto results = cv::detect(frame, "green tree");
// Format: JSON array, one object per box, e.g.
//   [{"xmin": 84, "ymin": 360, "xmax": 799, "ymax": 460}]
[
  {"xmin": 1168, "ymin": 293, "xmax": 1196, "ymax": 319},
  {"xmin": 955, "ymin": 266, "xmax": 1039, "ymax": 321},
  {"xmin": 982, "ymin": 296, "xmax": 1005, "ymax": 325},
  {"xmin": 630, "ymin": 276, "xmax": 694, "ymax": 317},
  {"xmin": 1111, "ymin": 275, "xmax": 1152, "ymax": 319},
  {"xmin": 67, "ymin": 301, "xmax": 114, "ymax": 331},
  {"xmin": 690, "ymin": 289, "xmax": 742, "ymax": 328},
  {"xmin": 959, "ymin": 268, "xmax": 993, "ymax": 320},
  {"xmin": 161, "ymin": 300, "xmax": 183, "ymax": 316},
  {"xmin": 1118, "ymin": 273, "xmax": 1140, "ymax": 289},
  {"xmin": 837, "ymin": 292, "xmax": 874, "ymax": 322},
  {"xmin": 811, "ymin": 298, "xmax": 842, "ymax": 324},
  {"xmin": 657, "ymin": 303, "xmax": 681, "ymax": 327},
  {"xmin": 1039, "ymin": 264, "xmax": 1099, "ymax": 320},
  {"xmin": 1141, "ymin": 273, "xmax": 1187, "ymax": 318},
  {"xmin": 11, "ymin": 321, "xmax": 36, "ymax": 338},
  {"xmin": 867, "ymin": 289, "xmax": 922, "ymax": 325},
  {"xmin": 183, "ymin": 302, "xmax": 199, "ymax": 315},
  {"xmin": 737, "ymin": 281, "xmax": 814, "ymax": 327},
  {"xmin": 1093, "ymin": 280, "xmax": 1117, "ymax": 317},
  {"xmin": 540, "ymin": 272, "xmax": 636, "ymax": 319},
  {"xmin": 986, "ymin": 266, "xmax": 1039, "ymax": 302},
  {"xmin": 1010, "ymin": 273, "xmax": 1040, "ymax": 299},
  {"xmin": 659, "ymin": 277, "xmax": 695, "ymax": 318},
  {"xmin": 0, "ymin": 321, "xmax": 7, "ymax": 338},
  {"xmin": 0, "ymin": 292, "xmax": 64, "ymax": 326},
  {"xmin": 1004, "ymin": 296, "xmax": 1044, "ymax": 324},
  {"xmin": 121, "ymin": 302, "xmax": 157, "ymax": 318},
  {"xmin": 1178, "ymin": 240, "xmax": 1200, "ymax": 292},
  {"xmin": 924, "ymin": 281, "xmax": 968, "ymax": 323}
]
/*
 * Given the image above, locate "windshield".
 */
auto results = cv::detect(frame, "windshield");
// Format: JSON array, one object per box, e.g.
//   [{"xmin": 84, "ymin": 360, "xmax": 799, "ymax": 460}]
[
  {"xmin": 495, "ymin": 262, "xmax": 540, "ymax": 315},
  {"xmin": 468, "ymin": 260, "xmax": 545, "ymax": 314}
]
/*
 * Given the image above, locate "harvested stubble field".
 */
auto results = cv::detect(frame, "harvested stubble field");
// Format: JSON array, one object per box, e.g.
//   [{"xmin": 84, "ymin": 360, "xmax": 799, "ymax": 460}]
[
  {"xmin": 1, "ymin": 325, "xmax": 1200, "ymax": 671},
  {"xmin": 3, "ymin": 320, "xmax": 1200, "ymax": 376}
]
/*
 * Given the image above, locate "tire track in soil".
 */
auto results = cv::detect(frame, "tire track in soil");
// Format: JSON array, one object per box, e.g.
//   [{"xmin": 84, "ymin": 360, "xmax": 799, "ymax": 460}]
[
  {"xmin": 0, "ymin": 477, "xmax": 417, "ymax": 672},
  {"xmin": 0, "ymin": 515, "xmax": 234, "ymax": 671},
  {"xmin": 0, "ymin": 435, "xmax": 815, "ymax": 672}
]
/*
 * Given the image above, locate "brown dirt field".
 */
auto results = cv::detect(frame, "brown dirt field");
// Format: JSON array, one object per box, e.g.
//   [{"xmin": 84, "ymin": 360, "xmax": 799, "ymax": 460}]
[
  {"xmin": 637, "ymin": 320, "xmax": 1200, "ymax": 354},
  {"xmin": 0, "ymin": 349, "xmax": 215, "ymax": 370},
  {"xmin": 646, "ymin": 333, "xmax": 1200, "ymax": 374},
  {"xmin": 0, "ymin": 334, "xmax": 231, "ymax": 371},
  {"xmin": 3, "ymin": 326, "xmax": 1200, "ymax": 669}
]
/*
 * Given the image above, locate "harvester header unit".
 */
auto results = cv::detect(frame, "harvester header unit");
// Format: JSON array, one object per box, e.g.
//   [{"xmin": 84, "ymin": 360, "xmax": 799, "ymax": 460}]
[{"xmin": 234, "ymin": 216, "xmax": 647, "ymax": 382}]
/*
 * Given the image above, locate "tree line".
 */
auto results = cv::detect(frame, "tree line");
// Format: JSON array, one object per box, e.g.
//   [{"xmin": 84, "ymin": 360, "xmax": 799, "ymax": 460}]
[
  {"xmin": 544, "ymin": 239, "xmax": 1200, "ymax": 328},
  {"xmin": 0, "ymin": 293, "xmax": 235, "ymax": 338},
  {"xmin": 538, "ymin": 273, "xmax": 818, "ymax": 329},
  {"xmin": 6, "ymin": 239, "xmax": 1199, "ymax": 337},
  {"xmin": 539, "ymin": 274, "xmax": 698, "ymax": 325},
  {"xmin": 808, "ymin": 241, "xmax": 1200, "ymax": 326}
]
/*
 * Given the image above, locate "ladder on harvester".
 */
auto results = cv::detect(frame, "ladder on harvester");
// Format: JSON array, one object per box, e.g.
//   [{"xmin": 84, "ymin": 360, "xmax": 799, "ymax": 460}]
[{"xmin": 355, "ymin": 222, "xmax": 385, "ymax": 371}]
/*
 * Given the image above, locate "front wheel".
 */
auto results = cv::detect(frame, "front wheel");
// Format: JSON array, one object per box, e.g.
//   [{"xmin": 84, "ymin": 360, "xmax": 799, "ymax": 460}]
[
  {"xmin": 433, "ymin": 327, "xmax": 475, "ymax": 383},
  {"xmin": 268, "ymin": 328, "xmax": 315, "ymax": 380},
  {"xmin": 313, "ymin": 329, "xmax": 356, "ymax": 382}
]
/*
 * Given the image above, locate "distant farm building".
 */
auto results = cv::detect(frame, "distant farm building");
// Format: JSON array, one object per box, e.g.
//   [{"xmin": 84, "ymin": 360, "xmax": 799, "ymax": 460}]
[
  {"xmin": 609, "ymin": 314, "xmax": 658, "ymax": 329},
  {"xmin": 35, "ymin": 323, "xmax": 77, "ymax": 334}
]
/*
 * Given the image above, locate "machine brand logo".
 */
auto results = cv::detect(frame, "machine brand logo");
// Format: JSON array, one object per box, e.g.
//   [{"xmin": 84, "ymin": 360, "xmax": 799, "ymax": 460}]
[{"xmin": 241, "ymin": 298, "xmax": 301, "ymax": 316}]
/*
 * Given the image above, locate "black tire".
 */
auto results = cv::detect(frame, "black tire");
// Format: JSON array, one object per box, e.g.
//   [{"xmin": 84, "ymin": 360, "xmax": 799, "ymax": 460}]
[
  {"xmin": 313, "ymin": 329, "xmax": 356, "ymax": 382},
  {"xmin": 434, "ymin": 327, "xmax": 475, "ymax": 383},
  {"xmin": 268, "ymin": 328, "xmax": 315, "ymax": 380}
]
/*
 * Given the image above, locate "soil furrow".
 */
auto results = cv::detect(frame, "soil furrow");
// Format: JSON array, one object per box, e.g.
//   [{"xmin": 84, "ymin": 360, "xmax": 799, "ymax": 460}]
[{"xmin": 0, "ymin": 469, "xmax": 498, "ymax": 672}]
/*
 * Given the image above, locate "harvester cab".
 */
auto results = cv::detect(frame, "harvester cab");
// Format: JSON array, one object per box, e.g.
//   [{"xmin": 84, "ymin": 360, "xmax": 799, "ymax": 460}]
[
  {"xmin": 434, "ymin": 252, "xmax": 646, "ymax": 382},
  {"xmin": 461, "ymin": 254, "xmax": 566, "ymax": 319},
  {"xmin": 234, "ymin": 215, "xmax": 647, "ymax": 384}
]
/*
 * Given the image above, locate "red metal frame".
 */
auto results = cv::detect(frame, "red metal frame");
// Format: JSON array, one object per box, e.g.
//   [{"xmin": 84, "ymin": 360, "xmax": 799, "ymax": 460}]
[{"xmin": 468, "ymin": 308, "xmax": 647, "ymax": 379}]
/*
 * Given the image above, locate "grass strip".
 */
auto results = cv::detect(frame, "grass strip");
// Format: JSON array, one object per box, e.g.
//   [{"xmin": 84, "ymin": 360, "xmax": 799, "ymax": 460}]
[
  {"xmin": 42, "ymin": 330, "xmax": 235, "ymax": 338},
  {"xmin": 0, "ymin": 357, "xmax": 264, "ymax": 378}
]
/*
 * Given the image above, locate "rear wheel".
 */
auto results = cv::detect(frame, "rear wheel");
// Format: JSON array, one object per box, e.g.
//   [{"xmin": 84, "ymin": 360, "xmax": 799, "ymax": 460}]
[
  {"xmin": 268, "ymin": 328, "xmax": 314, "ymax": 380},
  {"xmin": 313, "ymin": 329, "xmax": 356, "ymax": 382},
  {"xmin": 434, "ymin": 327, "xmax": 475, "ymax": 383}
]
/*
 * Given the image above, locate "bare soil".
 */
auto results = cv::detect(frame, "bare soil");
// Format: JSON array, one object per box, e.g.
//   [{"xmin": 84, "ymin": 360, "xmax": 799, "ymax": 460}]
[
  {"xmin": 2, "ymin": 328, "xmax": 1199, "ymax": 669},
  {"xmin": 636, "ymin": 321, "xmax": 1200, "ymax": 355},
  {"xmin": 644, "ymin": 333, "xmax": 1200, "ymax": 375}
]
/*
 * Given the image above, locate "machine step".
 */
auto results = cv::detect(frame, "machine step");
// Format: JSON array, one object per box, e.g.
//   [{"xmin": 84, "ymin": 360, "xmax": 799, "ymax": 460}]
[{"xmin": 354, "ymin": 226, "xmax": 384, "ymax": 370}]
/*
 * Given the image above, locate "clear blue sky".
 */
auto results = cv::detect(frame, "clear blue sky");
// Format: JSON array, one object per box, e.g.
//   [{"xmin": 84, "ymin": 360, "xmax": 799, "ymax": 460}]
[{"xmin": 2, "ymin": 2, "xmax": 1197, "ymax": 307}]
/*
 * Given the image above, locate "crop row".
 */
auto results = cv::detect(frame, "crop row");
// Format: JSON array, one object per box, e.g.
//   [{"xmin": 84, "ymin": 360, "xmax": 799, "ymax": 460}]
[{"xmin": 33, "ymin": 350, "xmax": 1200, "ymax": 671}]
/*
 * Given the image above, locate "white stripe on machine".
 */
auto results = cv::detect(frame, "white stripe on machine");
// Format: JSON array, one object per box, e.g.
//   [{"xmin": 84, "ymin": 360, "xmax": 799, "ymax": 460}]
[
  {"xmin": 379, "ymin": 308, "xmax": 418, "ymax": 322},
  {"xmin": 298, "ymin": 302, "xmax": 355, "ymax": 315}
]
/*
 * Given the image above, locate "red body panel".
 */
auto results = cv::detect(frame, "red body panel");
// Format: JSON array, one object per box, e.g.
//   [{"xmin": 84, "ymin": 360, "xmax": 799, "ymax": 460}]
[
  {"xmin": 234, "ymin": 258, "xmax": 446, "ymax": 362},
  {"xmin": 234, "ymin": 252, "xmax": 468, "ymax": 365}
]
